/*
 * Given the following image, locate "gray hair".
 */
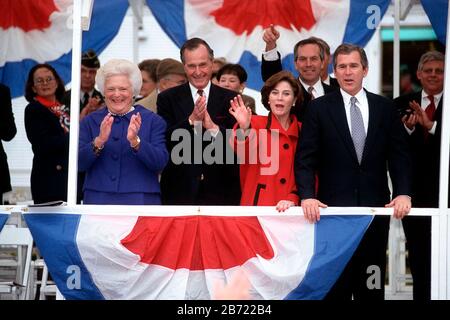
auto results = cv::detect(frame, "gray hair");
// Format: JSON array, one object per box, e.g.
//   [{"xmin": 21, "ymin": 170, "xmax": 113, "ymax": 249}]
[
  {"xmin": 95, "ymin": 59, "xmax": 142, "ymax": 97},
  {"xmin": 417, "ymin": 51, "xmax": 445, "ymax": 71}
]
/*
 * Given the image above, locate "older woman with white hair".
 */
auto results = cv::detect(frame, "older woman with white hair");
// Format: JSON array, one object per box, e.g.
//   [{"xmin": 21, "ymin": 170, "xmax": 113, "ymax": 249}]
[{"xmin": 78, "ymin": 59, "xmax": 169, "ymax": 204}]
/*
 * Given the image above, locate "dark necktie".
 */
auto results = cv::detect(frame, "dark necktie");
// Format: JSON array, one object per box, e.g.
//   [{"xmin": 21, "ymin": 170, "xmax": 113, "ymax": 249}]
[
  {"xmin": 82, "ymin": 92, "xmax": 90, "ymax": 109},
  {"xmin": 307, "ymin": 86, "xmax": 315, "ymax": 100},
  {"xmin": 197, "ymin": 89, "xmax": 204, "ymax": 97},
  {"xmin": 350, "ymin": 96, "xmax": 366, "ymax": 164}
]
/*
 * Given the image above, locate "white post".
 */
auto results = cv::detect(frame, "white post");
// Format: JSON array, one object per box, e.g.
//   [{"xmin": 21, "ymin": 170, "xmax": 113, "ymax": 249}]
[
  {"xmin": 436, "ymin": 0, "xmax": 450, "ymax": 300},
  {"xmin": 393, "ymin": 0, "xmax": 400, "ymax": 99},
  {"xmin": 67, "ymin": 0, "xmax": 84, "ymax": 206}
]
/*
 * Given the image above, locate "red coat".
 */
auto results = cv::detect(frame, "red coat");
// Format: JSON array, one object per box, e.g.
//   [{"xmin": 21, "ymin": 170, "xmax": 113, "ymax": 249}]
[{"xmin": 231, "ymin": 114, "xmax": 300, "ymax": 206}]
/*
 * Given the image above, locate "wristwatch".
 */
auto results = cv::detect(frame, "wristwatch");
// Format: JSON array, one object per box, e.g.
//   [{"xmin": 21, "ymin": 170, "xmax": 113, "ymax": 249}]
[
  {"xmin": 92, "ymin": 140, "xmax": 104, "ymax": 156},
  {"xmin": 131, "ymin": 136, "xmax": 141, "ymax": 150}
]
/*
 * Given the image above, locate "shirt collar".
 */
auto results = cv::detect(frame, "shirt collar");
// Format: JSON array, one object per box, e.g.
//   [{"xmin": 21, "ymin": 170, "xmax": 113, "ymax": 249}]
[
  {"xmin": 189, "ymin": 81, "xmax": 211, "ymax": 100},
  {"xmin": 421, "ymin": 90, "xmax": 443, "ymax": 103},
  {"xmin": 340, "ymin": 88, "xmax": 366, "ymax": 106},
  {"xmin": 298, "ymin": 78, "xmax": 322, "ymax": 92}
]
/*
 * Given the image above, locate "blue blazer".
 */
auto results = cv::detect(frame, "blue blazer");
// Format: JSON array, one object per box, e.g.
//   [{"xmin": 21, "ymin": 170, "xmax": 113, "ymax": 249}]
[{"xmin": 79, "ymin": 105, "xmax": 168, "ymax": 196}]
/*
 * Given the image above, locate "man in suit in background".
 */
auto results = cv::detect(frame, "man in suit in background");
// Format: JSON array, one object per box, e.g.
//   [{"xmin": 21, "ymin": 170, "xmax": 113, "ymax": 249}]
[
  {"xmin": 64, "ymin": 49, "xmax": 104, "ymax": 119},
  {"xmin": 261, "ymin": 26, "xmax": 337, "ymax": 121},
  {"xmin": 157, "ymin": 38, "xmax": 240, "ymax": 205},
  {"xmin": 393, "ymin": 50, "xmax": 445, "ymax": 300},
  {"xmin": 314, "ymin": 37, "xmax": 340, "ymax": 89},
  {"xmin": 64, "ymin": 49, "xmax": 104, "ymax": 203},
  {"xmin": 296, "ymin": 43, "xmax": 412, "ymax": 300},
  {"xmin": 138, "ymin": 58, "xmax": 187, "ymax": 113},
  {"xmin": 0, "ymin": 84, "xmax": 16, "ymax": 204}
]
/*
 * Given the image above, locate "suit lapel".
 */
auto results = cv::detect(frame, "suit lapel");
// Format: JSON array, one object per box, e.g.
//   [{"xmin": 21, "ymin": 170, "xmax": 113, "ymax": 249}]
[
  {"xmin": 180, "ymin": 83, "xmax": 195, "ymax": 116},
  {"xmin": 207, "ymin": 84, "xmax": 222, "ymax": 118},
  {"xmin": 327, "ymin": 92, "xmax": 359, "ymax": 162},
  {"xmin": 362, "ymin": 91, "xmax": 383, "ymax": 163}
]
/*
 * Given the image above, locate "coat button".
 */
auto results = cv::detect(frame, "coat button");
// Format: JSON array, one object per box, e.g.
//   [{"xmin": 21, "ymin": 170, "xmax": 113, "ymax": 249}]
[
  {"xmin": 114, "ymin": 117, "xmax": 120, "ymax": 123},
  {"xmin": 111, "ymin": 175, "xmax": 117, "ymax": 181},
  {"xmin": 280, "ymin": 178, "xmax": 286, "ymax": 184},
  {"xmin": 113, "ymin": 136, "xmax": 119, "ymax": 141},
  {"xmin": 112, "ymin": 154, "xmax": 118, "ymax": 160},
  {"xmin": 56, "ymin": 165, "xmax": 62, "ymax": 171},
  {"xmin": 200, "ymin": 174, "xmax": 204, "ymax": 181},
  {"xmin": 283, "ymin": 143, "xmax": 289, "ymax": 149}
]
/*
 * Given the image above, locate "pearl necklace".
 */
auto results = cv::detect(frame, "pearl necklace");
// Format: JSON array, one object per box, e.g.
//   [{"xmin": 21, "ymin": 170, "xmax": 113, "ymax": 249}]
[{"xmin": 108, "ymin": 106, "xmax": 135, "ymax": 117}]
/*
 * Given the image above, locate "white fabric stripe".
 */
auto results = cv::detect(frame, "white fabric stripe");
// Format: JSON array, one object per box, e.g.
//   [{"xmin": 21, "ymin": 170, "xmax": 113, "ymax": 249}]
[{"xmin": 0, "ymin": 7, "xmax": 72, "ymax": 67}]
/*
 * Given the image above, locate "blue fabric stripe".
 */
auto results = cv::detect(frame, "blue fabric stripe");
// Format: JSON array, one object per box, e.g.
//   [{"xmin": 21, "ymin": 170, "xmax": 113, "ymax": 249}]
[
  {"xmin": 286, "ymin": 215, "xmax": 373, "ymax": 300},
  {"xmin": 146, "ymin": 0, "xmax": 187, "ymax": 47},
  {"xmin": 420, "ymin": 0, "xmax": 448, "ymax": 44},
  {"xmin": 0, "ymin": 0, "xmax": 129, "ymax": 98},
  {"xmin": 24, "ymin": 214, "xmax": 104, "ymax": 300},
  {"xmin": 342, "ymin": 0, "xmax": 390, "ymax": 46},
  {"xmin": 0, "ymin": 213, "xmax": 8, "ymax": 231}
]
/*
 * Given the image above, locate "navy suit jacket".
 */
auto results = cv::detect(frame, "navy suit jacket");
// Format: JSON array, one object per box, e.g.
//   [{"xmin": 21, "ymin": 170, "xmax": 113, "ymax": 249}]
[
  {"xmin": 296, "ymin": 89, "xmax": 412, "ymax": 207},
  {"xmin": 157, "ymin": 82, "xmax": 241, "ymax": 205},
  {"xmin": 393, "ymin": 91, "xmax": 443, "ymax": 207},
  {"xmin": 0, "ymin": 84, "xmax": 16, "ymax": 195}
]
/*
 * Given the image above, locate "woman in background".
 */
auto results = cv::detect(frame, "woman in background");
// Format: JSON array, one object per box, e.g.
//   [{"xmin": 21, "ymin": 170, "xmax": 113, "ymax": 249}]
[
  {"xmin": 24, "ymin": 64, "xmax": 69, "ymax": 204},
  {"xmin": 217, "ymin": 63, "xmax": 256, "ymax": 114}
]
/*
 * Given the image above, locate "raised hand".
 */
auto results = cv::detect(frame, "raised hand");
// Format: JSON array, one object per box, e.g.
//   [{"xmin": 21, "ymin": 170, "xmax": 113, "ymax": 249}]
[
  {"xmin": 203, "ymin": 110, "xmax": 219, "ymax": 132},
  {"xmin": 94, "ymin": 113, "xmax": 113, "ymax": 147},
  {"xmin": 229, "ymin": 95, "xmax": 252, "ymax": 130},
  {"xmin": 189, "ymin": 95, "xmax": 207, "ymax": 124},
  {"xmin": 127, "ymin": 112, "xmax": 141, "ymax": 144},
  {"xmin": 80, "ymin": 96, "xmax": 104, "ymax": 121},
  {"xmin": 262, "ymin": 24, "xmax": 280, "ymax": 51},
  {"xmin": 409, "ymin": 100, "xmax": 434, "ymax": 130}
]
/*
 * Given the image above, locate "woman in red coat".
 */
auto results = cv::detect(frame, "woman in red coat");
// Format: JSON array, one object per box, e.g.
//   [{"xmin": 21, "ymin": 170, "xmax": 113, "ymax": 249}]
[{"xmin": 229, "ymin": 71, "xmax": 302, "ymax": 211}]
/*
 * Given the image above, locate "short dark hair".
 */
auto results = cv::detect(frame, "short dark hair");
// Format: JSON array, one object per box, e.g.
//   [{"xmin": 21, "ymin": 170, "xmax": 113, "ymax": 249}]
[
  {"xmin": 293, "ymin": 37, "xmax": 325, "ymax": 61},
  {"xmin": 261, "ymin": 71, "xmax": 302, "ymax": 112},
  {"xmin": 81, "ymin": 49, "xmax": 100, "ymax": 69},
  {"xmin": 180, "ymin": 38, "xmax": 214, "ymax": 64},
  {"xmin": 333, "ymin": 43, "xmax": 368, "ymax": 70},
  {"xmin": 25, "ymin": 63, "xmax": 66, "ymax": 103},
  {"xmin": 216, "ymin": 63, "xmax": 248, "ymax": 83},
  {"xmin": 138, "ymin": 59, "xmax": 160, "ymax": 82},
  {"xmin": 311, "ymin": 37, "xmax": 330, "ymax": 56}
]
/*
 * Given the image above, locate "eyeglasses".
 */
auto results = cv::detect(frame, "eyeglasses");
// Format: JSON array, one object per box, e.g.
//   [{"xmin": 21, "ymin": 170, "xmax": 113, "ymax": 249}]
[
  {"xmin": 422, "ymin": 68, "xmax": 444, "ymax": 75},
  {"xmin": 34, "ymin": 77, "xmax": 55, "ymax": 85}
]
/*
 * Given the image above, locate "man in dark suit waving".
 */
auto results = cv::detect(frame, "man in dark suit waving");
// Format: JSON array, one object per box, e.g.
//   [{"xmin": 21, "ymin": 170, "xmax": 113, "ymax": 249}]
[
  {"xmin": 157, "ymin": 38, "xmax": 240, "ymax": 205},
  {"xmin": 393, "ymin": 50, "xmax": 445, "ymax": 300},
  {"xmin": 261, "ymin": 26, "xmax": 337, "ymax": 122},
  {"xmin": 295, "ymin": 44, "xmax": 412, "ymax": 300}
]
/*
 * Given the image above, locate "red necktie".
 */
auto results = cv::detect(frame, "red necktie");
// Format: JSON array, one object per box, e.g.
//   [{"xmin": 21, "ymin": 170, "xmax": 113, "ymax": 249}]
[
  {"xmin": 197, "ymin": 89, "xmax": 204, "ymax": 97},
  {"xmin": 424, "ymin": 95, "xmax": 436, "ymax": 139},
  {"xmin": 425, "ymin": 95, "xmax": 436, "ymax": 121}
]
